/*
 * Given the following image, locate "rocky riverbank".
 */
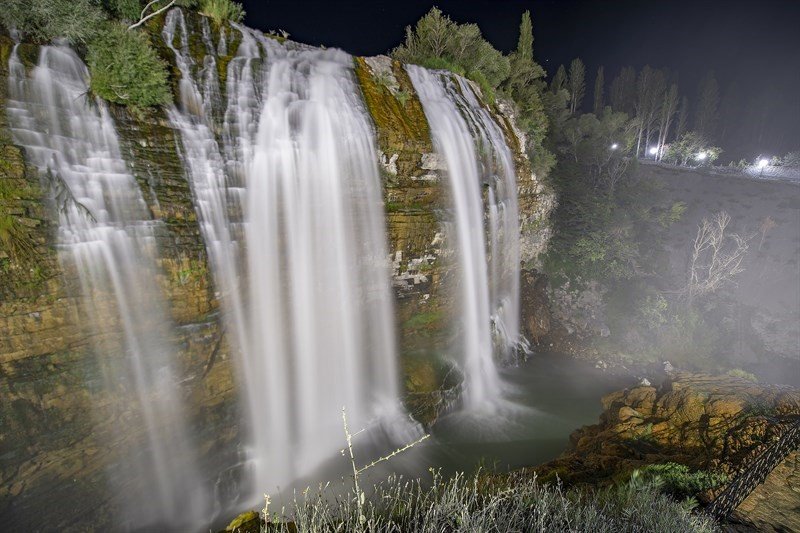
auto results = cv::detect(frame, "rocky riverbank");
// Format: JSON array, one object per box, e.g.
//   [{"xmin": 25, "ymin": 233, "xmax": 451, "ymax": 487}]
[{"xmin": 531, "ymin": 372, "xmax": 800, "ymax": 531}]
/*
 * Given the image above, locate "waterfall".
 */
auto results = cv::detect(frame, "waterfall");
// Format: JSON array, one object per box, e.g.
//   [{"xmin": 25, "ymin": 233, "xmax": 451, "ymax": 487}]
[
  {"xmin": 162, "ymin": 10, "xmax": 255, "ymax": 371},
  {"xmin": 6, "ymin": 46, "xmax": 208, "ymax": 527},
  {"xmin": 247, "ymin": 41, "xmax": 400, "ymax": 488},
  {"xmin": 163, "ymin": 10, "xmax": 401, "ymax": 496},
  {"xmin": 407, "ymin": 66, "xmax": 522, "ymax": 409}
]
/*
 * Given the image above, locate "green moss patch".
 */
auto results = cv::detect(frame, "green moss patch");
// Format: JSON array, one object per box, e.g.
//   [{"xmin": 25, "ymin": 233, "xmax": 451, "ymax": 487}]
[{"xmin": 354, "ymin": 57, "xmax": 431, "ymax": 153}]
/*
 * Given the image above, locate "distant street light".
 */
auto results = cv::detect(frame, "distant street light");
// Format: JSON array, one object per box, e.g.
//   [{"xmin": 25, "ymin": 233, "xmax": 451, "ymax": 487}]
[
  {"xmin": 696, "ymin": 151, "xmax": 707, "ymax": 161},
  {"xmin": 610, "ymin": 143, "xmax": 619, "ymax": 150},
  {"xmin": 649, "ymin": 146, "xmax": 658, "ymax": 156},
  {"xmin": 758, "ymin": 158, "xmax": 769, "ymax": 176}
]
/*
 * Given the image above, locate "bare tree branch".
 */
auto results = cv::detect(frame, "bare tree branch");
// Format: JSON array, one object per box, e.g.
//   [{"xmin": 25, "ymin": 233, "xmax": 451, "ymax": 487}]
[
  {"xmin": 684, "ymin": 211, "xmax": 752, "ymax": 303},
  {"xmin": 128, "ymin": 0, "xmax": 176, "ymax": 30}
]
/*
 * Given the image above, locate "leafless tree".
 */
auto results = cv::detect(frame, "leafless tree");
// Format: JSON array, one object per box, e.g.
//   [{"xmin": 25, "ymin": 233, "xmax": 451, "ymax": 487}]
[
  {"xmin": 757, "ymin": 215, "xmax": 777, "ymax": 251},
  {"xmin": 655, "ymin": 83, "xmax": 679, "ymax": 160},
  {"xmin": 129, "ymin": 0, "xmax": 178, "ymax": 30},
  {"xmin": 684, "ymin": 211, "xmax": 751, "ymax": 302}
]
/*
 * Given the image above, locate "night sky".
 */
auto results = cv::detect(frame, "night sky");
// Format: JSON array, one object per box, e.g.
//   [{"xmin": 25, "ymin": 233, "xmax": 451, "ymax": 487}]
[{"xmin": 241, "ymin": 0, "xmax": 800, "ymax": 157}]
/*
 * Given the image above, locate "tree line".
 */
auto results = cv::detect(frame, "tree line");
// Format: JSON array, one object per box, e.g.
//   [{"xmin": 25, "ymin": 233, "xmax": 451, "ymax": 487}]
[{"xmin": 550, "ymin": 58, "xmax": 724, "ymax": 166}]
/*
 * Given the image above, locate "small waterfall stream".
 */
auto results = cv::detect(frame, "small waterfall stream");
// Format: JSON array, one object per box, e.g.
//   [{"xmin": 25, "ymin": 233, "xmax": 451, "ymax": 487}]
[
  {"xmin": 162, "ymin": 10, "xmax": 255, "ymax": 373},
  {"xmin": 456, "ymin": 77, "xmax": 523, "ymax": 361},
  {"xmin": 407, "ymin": 66, "xmax": 522, "ymax": 409},
  {"xmin": 6, "ymin": 45, "xmax": 208, "ymax": 528}
]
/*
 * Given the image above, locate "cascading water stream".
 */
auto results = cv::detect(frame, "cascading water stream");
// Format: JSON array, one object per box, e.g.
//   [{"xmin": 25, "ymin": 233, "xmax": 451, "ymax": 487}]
[
  {"xmin": 455, "ymin": 77, "xmax": 523, "ymax": 359},
  {"xmin": 162, "ymin": 10, "xmax": 257, "ymax": 369},
  {"xmin": 163, "ymin": 9, "xmax": 403, "ymax": 498},
  {"xmin": 6, "ymin": 45, "xmax": 208, "ymax": 528},
  {"xmin": 407, "ymin": 66, "xmax": 522, "ymax": 409},
  {"xmin": 246, "ymin": 42, "xmax": 401, "ymax": 489}
]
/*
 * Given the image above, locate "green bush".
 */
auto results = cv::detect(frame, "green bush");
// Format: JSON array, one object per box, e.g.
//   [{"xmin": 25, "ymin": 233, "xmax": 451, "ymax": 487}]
[
  {"xmin": 200, "ymin": 0, "xmax": 245, "ymax": 25},
  {"xmin": 1, "ymin": 0, "xmax": 106, "ymax": 44},
  {"xmin": 465, "ymin": 70, "xmax": 495, "ymax": 104},
  {"xmin": 87, "ymin": 24, "xmax": 171, "ymax": 108},
  {"xmin": 392, "ymin": 8, "xmax": 509, "ymax": 89},
  {"xmin": 663, "ymin": 132, "xmax": 722, "ymax": 167},
  {"xmin": 636, "ymin": 463, "xmax": 728, "ymax": 499},
  {"xmin": 637, "ymin": 292, "xmax": 670, "ymax": 330},
  {"xmin": 726, "ymin": 368, "xmax": 758, "ymax": 382},
  {"xmin": 103, "ymin": 0, "xmax": 143, "ymax": 22}
]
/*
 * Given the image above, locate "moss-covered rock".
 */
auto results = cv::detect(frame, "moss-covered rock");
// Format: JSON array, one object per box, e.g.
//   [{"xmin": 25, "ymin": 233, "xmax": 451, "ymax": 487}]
[{"xmin": 224, "ymin": 510, "xmax": 261, "ymax": 532}]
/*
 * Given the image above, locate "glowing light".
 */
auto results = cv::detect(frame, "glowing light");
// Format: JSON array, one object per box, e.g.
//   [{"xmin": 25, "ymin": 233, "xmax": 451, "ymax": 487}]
[
  {"xmin": 696, "ymin": 151, "xmax": 707, "ymax": 160},
  {"xmin": 610, "ymin": 143, "xmax": 619, "ymax": 150},
  {"xmin": 758, "ymin": 158, "xmax": 769, "ymax": 168},
  {"xmin": 648, "ymin": 146, "xmax": 658, "ymax": 155}
]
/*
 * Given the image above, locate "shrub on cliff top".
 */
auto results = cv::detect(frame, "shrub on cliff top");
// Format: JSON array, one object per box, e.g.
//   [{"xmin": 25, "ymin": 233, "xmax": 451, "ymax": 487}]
[
  {"xmin": 1, "ymin": 0, "xmax": 106, "ymax": 44},
  {"xmin": 87, "ymin": 23, "xmax": 171, "ymax": 108},
  {"xmin": 392, "ymin": 8, "xmax": 509, "ymax": 91},
  {"xmin": 200, "ymin": 0, "xmax": 246, "ymax": 25}
]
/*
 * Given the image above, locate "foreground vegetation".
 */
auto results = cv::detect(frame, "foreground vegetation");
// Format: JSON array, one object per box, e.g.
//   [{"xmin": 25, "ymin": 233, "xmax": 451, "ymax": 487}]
[{"xmin": 227, "ymin": 469, "xmax": 717, "ymax": 532}]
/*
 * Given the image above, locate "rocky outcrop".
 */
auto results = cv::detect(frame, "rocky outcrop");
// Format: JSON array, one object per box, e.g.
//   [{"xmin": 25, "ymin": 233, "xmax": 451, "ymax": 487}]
[
  {"xmin": 520, "ymin": 269, "xmax": 551, "ymax": 343},
  {"xmin": 532, "ymin": 373, "xmax": 800, "ymax": 531}
]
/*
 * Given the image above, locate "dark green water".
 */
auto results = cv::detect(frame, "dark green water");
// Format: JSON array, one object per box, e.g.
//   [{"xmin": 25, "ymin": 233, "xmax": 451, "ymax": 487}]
[
  {"xmin": 361, "ymin": 352, "xmax": 634, "ymax": 482},
  {"xmin": 213, "ymin": 353, "xmax": 634, "ymax": 529}
]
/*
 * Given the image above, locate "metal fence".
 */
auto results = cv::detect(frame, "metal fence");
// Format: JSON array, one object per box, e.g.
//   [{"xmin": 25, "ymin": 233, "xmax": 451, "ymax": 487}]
[{"xmin": 705, "ymin": 417, "xmax": 800, "ymax": 520}]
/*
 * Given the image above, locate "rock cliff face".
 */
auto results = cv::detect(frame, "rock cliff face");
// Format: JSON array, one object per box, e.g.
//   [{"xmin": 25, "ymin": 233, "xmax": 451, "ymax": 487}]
[
  {"xmin": 534, "ymin": 373, "xmax": 800, "ymax": 531},
  {"xmin": 0, "ymin": 12, "xmax": 554, "ymax": 530}
]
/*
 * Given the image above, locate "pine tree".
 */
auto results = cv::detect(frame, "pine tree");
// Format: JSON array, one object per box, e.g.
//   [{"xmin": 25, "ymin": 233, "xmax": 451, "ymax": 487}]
[
  {"xmin": 516, "ymin": 10, "xmax": 533, "ymax": 62},
  {"xmin": 609, "ymin": 66, "xmax": 636, "ymax": 115},
  {"xmin": 656, "ymin": 83, "xmax": 680, "ymax": 159},
  {"xmin": 568, "ymin": 58, "xmax": 585, "ymax": 115},
  {"xmin": 551, "ymin": 64, "xmax": 567, "ymax": 94},
  {"xmin": 503, "ymin": 10, "xmax": 547, "ymax": 151},
  {"xmin": 633, "ymin": 66, "xmax": 666, "ymax": 156},
  {"xmin": 593, "ymin": 66, "xmax": 604, "ymax": 115},
  {"xmin": 694, "ymin": 72, "xmax": 720, "ymax": 141},
  {"xmin": 676, "ymin": 95, "xmax": 689, "ymax": 138}
]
